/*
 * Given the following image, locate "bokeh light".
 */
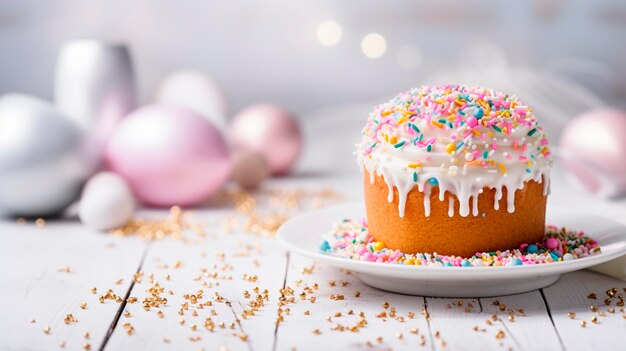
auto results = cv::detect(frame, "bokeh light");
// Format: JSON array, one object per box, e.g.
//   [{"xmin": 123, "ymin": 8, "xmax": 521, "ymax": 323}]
[
  {"xmin": 316, "ymin": 20, "xmax": 343, "ymax": 46},
  {"xmin": 361, "ymin": 33, "xmax": 386, "ymax": 59}
]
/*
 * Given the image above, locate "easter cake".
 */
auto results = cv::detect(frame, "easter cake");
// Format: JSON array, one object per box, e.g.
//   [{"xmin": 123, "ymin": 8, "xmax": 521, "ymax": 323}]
[{"xmin": 356, "ymin": 85, "xmax": 553, "ymax": 257}]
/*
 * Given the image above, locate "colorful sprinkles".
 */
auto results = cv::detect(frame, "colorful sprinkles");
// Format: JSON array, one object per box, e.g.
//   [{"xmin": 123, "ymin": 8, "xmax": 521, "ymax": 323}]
[
  {"xmin": 320, "ymin": 219, "xmax": 601, "ymax": 267},
  {"xmin": 359, "ymin": 85, "xmax": 552, "ymax": 175}
]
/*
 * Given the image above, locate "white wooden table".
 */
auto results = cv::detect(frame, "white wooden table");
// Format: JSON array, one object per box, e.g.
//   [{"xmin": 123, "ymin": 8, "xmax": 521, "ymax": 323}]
[{"xmin": 1, "ymin": 176, "xmax": 625, "ymax": 351}]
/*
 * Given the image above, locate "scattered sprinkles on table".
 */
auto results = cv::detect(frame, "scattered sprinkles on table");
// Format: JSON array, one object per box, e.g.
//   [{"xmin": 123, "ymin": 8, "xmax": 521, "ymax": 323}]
[{"xmin": 320, "ymin": 219, "xmax": 601, "ymax": 267}]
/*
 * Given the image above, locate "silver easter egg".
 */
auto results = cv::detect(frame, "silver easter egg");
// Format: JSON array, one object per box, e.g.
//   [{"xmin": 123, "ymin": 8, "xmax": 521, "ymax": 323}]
[
  {"xmin": 55, "ymin": 40, "xmax": 136, "ymax": 166},
  {"xmin": 0, "ymin": 94, "xmax": 90, "ymax": 217}
]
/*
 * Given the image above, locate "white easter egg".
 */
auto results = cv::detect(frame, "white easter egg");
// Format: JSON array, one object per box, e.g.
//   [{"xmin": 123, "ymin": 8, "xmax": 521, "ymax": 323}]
[
  {"xmin": 0, "ymin": 94, "xmax": 90, "ymax": 217},
  {"xmin": 79, "ymin": 172, "xmax": 135, "ymax": 231},
  {"xmin": 155, "ymin": 70, "xmax": 228, "ymax": 131}
]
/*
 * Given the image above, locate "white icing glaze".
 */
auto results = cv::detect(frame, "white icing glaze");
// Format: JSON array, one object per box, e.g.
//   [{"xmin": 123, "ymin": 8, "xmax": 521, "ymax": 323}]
[{"xmin": 357, "ymin": 85, "xmax": 553, "ymax": 218}]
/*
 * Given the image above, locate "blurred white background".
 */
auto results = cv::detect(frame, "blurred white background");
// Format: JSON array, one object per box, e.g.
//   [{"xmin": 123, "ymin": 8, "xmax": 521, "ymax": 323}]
[
  {"xmin": 2, "ymin": 0, "xmax": 626, "ymax": 177},
  {"xmin": 1, "ymin": 0, "xmax": 625, "ymax": 113}
]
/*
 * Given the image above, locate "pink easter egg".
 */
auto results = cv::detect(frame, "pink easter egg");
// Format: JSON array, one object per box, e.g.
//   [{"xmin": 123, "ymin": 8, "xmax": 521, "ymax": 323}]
[
  {"xmin": 105, "ymin": 105, "xmax": 230, "ymax": 207},
  {"xmin": 560, "ymin": 108, "xmax": 626, "ymax": 197},
  {"xmin": 230, "ymin": 104, "xmax": 302, "ymax": 175}
]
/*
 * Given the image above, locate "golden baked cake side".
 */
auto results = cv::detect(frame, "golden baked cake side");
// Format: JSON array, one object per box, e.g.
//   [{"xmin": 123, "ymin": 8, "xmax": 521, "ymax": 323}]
[{"xmin": 364, "ymin": 170, "xmax": 546, "ymax": 257}]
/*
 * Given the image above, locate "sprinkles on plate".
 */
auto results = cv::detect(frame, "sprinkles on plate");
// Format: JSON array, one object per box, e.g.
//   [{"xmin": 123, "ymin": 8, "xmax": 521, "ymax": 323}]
[{"xmin": 320, "ymin": 219, "xmax": 601, "ymax": 267}]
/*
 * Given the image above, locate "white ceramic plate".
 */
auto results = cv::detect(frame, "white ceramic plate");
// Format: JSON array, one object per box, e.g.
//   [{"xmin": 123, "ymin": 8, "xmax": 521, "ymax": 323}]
[{"xmin": 277, "ymin": 203, "xmax": 626, "ymax": 297}]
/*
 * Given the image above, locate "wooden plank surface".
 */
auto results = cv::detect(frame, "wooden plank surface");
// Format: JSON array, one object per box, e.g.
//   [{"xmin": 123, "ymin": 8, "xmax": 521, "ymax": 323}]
[
  {"xmin": 423, "ymin": 292, "xmax": 562, "ymax": 350},
  {"xmin": 104, "ymin": 227, "xmax": 288, "ymax": 351},
  {"xmin": 481, "ymin": 292, "xmax": 563, "ymax": 350},
  {"xmin": 275, "ymin": 254, "xmax": 433, "ymax": 350},
  {"xmin": 425, "ymin": 297, "xmax": 500, "ymax": 350},
  {"xmin": 1, "ymin": 179, "xmax": 625, "ymax": 351},
  {"xmin": 542, "ymin": 270, "xmax": 626, "ymax": 350},
  {"xmin": 0, "ymin": 219, "xmax": 146, "ymax": 351}
]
